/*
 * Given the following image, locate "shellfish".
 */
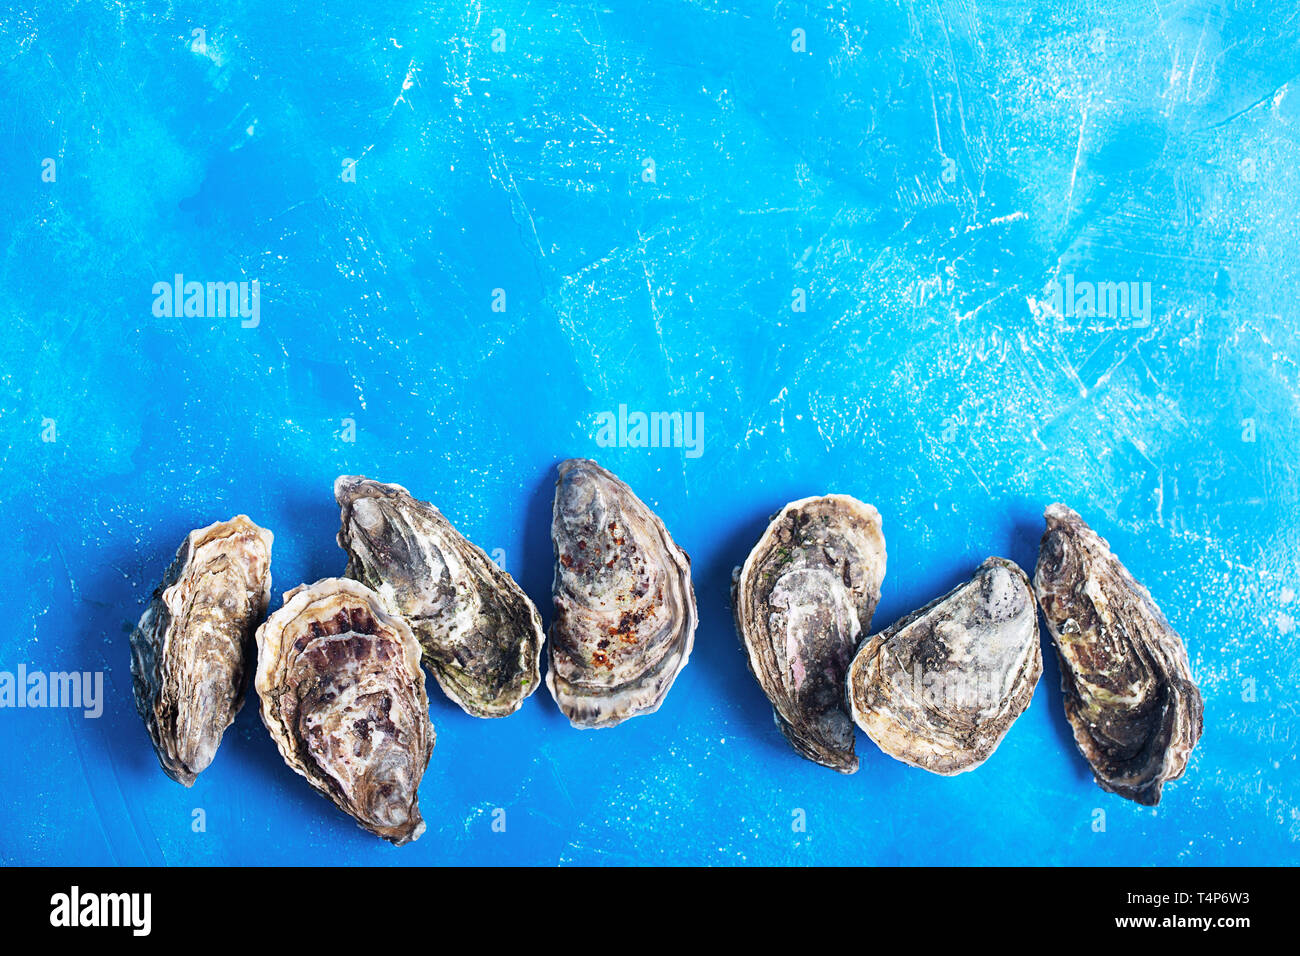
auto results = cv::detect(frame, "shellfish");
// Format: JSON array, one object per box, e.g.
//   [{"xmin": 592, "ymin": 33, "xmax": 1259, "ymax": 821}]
[
  {"xmin": 130, "ymin": 515, "xmax": 272, "ymax": 786},
  {"xmin": 1034, "ymin": 503, "xmax": 1203, "ymax": 805},
  {"xmin": 732, "ymin": 495, "xmax": 886, "ymax": 773},
  {"xmin": 847, "ymin": 557, "xmax": 1041, "ymax": 775},
  {"xmin": 255, "ymin": 577, "xmax": 433, "ymax": 845},
  {"xmin": 548, "ymin": 458, "xmax": 697, "ymax": 728},
  {"xmin": 335, "ymin": 476, "xmax": 544, "ymax": 718}
]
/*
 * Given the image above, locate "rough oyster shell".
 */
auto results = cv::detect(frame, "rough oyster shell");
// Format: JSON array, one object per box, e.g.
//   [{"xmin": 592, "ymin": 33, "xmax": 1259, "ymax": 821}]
[
  {"xmin": 335, "ymin": 475, "xmax": 544, "ymax": 719},
  {"xmin": 732, "ymin": 495, "xmax": 886, "ymax": 773},
  {"xmin": 847, "ymin": 557, "xmax": 1041, "ymax": 775},
  {"xmin": 254, "ymin": 577, "xmax": 433, "ymax": 845},
  {"xmin": 130, "ymin": 515, "xmax": 272, "ymax": 786},
  {"xmin": 1034, "ymin": 503, "xmax": 1203, "ymax": 805},
  {"xmin": 548, "ymin": 458, "xmax": 697, "ymax": 728}
]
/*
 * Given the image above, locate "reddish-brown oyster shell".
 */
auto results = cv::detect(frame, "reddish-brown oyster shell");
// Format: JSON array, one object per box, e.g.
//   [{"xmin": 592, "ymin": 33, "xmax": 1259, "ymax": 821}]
[{"xmin": 255, "ymin": 577, "xmax": 433, "ymax": 845}]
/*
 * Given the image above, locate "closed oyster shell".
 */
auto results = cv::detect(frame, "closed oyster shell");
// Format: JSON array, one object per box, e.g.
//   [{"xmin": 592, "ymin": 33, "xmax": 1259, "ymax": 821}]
[
  {"xmin": 732, "ymin": 495, "xmax": 886, "ymax": 774},
  {"xmin": 1034, "ymin": 503, "xmax": 1203, "ymax": 805},
  {"xmin": 130, "ymin": 516, "xmax": 272, "ymax": 786},
  {"xmin": 847, "ymin": 557, "xmax": 1041, "ymax": 775},
  {"xmin": 548, "ymin": 458, "xmax": 697, "ymax": 728},
  {"xmin": 254, "ymin": 577, "xmax": 433, "ymax": 845},
  {"xmin": 335, "ymin": 475, "xmax": 544, "ymax": 718}
]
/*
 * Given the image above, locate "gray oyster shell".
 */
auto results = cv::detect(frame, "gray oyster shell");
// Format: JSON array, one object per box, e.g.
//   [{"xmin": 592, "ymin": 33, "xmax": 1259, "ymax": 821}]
[
  {"xmin": 1034, "ymin": 503, "xmax": 1203, "ymax": 805},
  {"xmin": 847, "ymin": 557, "xmax": 1041, "ymax": 775},
  {"xmin": 732, "ymin": 495, "xmax": 886, "ymax": 774},
  {"xmin": 335, "ymin": 475, "xmax": 544, "ymax": 718},
  {"xmin": 130, "ymin": 516, "xmax": 272, "ymax": 786},
  {"xmin": 255, "ymin": 577, "xmax": 433, "ymax": 845},
  {"xmin": 548, "ymin": 458, "xmax": 697, "ymax": 728}
]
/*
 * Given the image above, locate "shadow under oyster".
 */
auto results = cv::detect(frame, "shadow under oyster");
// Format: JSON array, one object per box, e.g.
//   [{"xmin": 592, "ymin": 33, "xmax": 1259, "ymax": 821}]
[
  {"xmin": 732, "ymin": 495, "xmax": 886, "ymax": 774},
  {"xmin": 548, "ymin": 458, "xmax": 697, "ymax": 728},
  {"xmin": 1034, "ymin": 503, "xmax": 1203, "ymax": 805},
  {"xmin": 847, "ymin": 557, "xmax": 1041, "ymax": 775},
  {"xmin": 130, "ymin": 515, "xmax": 272, "ymax": 786},
  {"xmin": 255, "ymin": 577, "xmax": 434, "ymax": 845},
  {"xmin": 335, "ymin": 475, "xmax": 544, "ymax": 718}
]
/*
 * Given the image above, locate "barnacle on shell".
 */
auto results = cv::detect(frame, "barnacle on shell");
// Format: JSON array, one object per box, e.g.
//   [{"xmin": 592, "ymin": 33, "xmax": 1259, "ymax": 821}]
[
  {"xmin": 548, "ymin": 458, "xmax": 697, "ymax": 728},
  {"xmin": 255, "ymin": 577, "xmax": 434, "ymax": 845},
  {"xmin": 130, "ymin": 515, "xmax": 272, "ymax": 786}
]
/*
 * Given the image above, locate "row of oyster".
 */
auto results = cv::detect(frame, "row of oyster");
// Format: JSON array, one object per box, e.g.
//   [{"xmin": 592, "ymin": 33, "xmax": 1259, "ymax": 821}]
[
  {"xmin": 129, "ymin": 459, "xmax": 698, "ymax": 844},
  {"xmin": 129, "ymin": 464, "xmax": 1203, "ymax": 849},
  {"xmin": 733, "ymin": 497, "xmax": 1203, "ymax": 806}
]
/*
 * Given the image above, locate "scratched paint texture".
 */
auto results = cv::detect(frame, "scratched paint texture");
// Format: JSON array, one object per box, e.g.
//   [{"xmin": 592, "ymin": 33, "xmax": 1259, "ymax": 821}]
[{"xmin": 1, "ymin": 1, "xmax": 1297, "ymax": 865}]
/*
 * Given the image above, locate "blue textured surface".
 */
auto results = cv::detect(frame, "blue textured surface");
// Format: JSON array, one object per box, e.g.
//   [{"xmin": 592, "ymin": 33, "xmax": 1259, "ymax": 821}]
[{"xmin": 1, "ymin": 2, "xmax": 1297, "ymax": 866}]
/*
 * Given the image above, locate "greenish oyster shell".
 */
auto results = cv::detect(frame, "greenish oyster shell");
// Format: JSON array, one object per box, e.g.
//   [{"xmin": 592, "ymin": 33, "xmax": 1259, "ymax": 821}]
[
  {"xmin": 732, "ymin": 495, "xmax": 886, "ymax": 774},
  {"xmin": 847, "ymin": 557, "xmax": 1041, "ymax": 775},
  {"xmin": 1034, "ymin": 503, "xmax": 1203, "ymax": 806},
  {"xmin": 255, "ymin": 577, "xmax": 433, "ymax": 846},
  {"xmin": 335, "ymin": 476, "xmax": 544, "ymax": 719},
  {"xmin": 130, "ymin": 515, "xmax": 272, "ymax": 787},
  {"xmin": 548, "ymin": 459, "xmax": 697, "ymax": 728}
]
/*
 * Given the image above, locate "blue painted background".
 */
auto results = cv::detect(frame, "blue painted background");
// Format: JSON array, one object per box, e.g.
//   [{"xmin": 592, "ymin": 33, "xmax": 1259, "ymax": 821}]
[{"xmin": 2, "ymin": 1, "xmax": 1297, "ymax": 866}]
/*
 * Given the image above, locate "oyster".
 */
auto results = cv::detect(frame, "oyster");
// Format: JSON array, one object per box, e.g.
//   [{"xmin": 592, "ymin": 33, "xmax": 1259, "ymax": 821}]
[
  {"xmin": 335, "ymin": 475, "xmax": 544, "ymax": 718},
  {"xmin": 1034, "ymin": 503, "xmax": 1203, "ymax": 805},
  {"xmin": 255, "ymin": 577, "xmax": 433, "ymax": 845},
  {"xmin": 846, "ymin": 557, "xmax": 1041, "ymax": 775},
  {"xmin": 732, "ymin": 495, "xmax": 886, "ymax": 773},
  {"xmin": 548, "ymin": 458, "xmax": 697, "ymax": 728},
  {"xmin": 130, "ymin": 516, "xmax": 272, "ymax": 786}
]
